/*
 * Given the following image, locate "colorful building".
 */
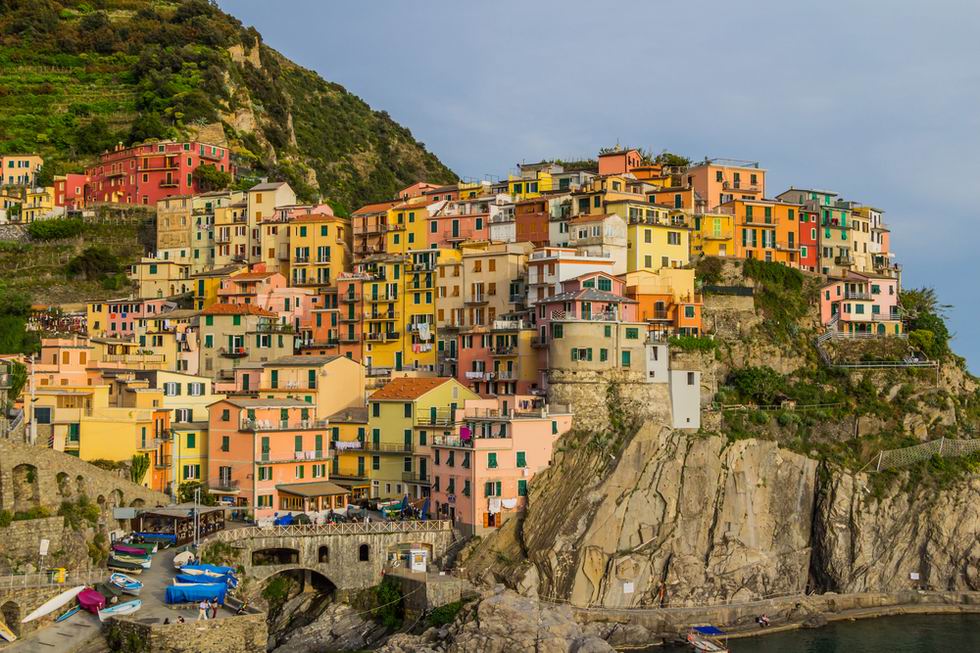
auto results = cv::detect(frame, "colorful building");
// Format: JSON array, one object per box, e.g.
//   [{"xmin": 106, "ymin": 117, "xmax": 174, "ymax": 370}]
[
  {"xmin": 686, "ymin": 158, "xmax": 765, "ymax": 209},
  {"xmin": 724, "ymin": 198, "xmax": 801, "ymax": 266},
  {"xmin": 84, "ymin": 141, "xmax": 232, "ymax": 206},
  {"xmin": 819, "ymin": 271, "xmax": 902, "ymax": 335},
  {"xmin": 622, "ymin": 268, "xmax": 703, "ymax": 337},
  {"xmin": 1, "ymin": 154, "xmax": 43, "ymax": 187}
]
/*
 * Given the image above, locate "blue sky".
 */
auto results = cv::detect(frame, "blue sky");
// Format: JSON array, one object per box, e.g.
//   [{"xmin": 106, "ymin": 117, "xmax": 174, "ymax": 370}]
[{"xmin": 218, "ymin": 0, "xmax": 979, "ymax": 371}]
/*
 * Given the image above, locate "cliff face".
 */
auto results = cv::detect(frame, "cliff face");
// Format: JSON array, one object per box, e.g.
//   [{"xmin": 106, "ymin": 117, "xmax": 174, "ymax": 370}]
[
  {"xmin": 468, "ymin": 426, "xmax": 979, "ymax": 609},
  {"xmin": 814, "ymin": 471, "xmax": 980, "ymax": 593}
]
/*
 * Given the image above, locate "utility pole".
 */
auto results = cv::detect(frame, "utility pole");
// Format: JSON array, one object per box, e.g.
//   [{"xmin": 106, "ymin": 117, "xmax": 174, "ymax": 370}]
[{"xmin": 28, "ymin": 353, "xmax": 36, "ymax": 445}]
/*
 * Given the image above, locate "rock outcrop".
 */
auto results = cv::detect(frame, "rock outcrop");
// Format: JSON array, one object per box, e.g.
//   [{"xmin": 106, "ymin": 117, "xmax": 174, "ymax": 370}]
[
  {"xmin": 272, "ymin": 601, "xmax": 388, "ymax": 653},
  {"xmin": 377, "ymin": 587, "xmax": 614, "ymax": 653},
  {"xmin": 813, "ymin": 471, "xmax": 980, "ymax": 593}
]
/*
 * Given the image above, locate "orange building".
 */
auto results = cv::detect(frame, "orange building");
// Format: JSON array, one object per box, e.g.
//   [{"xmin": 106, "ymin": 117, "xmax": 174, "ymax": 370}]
[
  {"xmin": 724, "ymin": 199, "xmax": 801, "ymax": 266},
  {"xmin": 686, "ymin": 159, "xmax": 766, "ymax": 210},
  {"xmin": 597, "ymin": 148, "xmax": 644, "ymax": 176},
  {"xmin": 352, "ymin": 200, "xmax": 396, "ymax": 257},
  {"xmin": 513, "ymin": 197, "xmax": 552, "ymax": 246},
  {"xmin": 622, "ymin": 268, "xmax": 703, "ymax": 337}
]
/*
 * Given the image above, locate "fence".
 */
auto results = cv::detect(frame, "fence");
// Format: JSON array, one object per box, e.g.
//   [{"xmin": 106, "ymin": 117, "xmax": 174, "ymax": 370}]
[
  {"xmin": 0, "ymin": 569, "xmax": 105, "ymax": 590},
  {"xmin": 869, "ymin": 437, "xmax": 980, "ymax": 471},
  {"xmin": 209, "ymin": 519, "xmax": 452, "ymax": 542}
]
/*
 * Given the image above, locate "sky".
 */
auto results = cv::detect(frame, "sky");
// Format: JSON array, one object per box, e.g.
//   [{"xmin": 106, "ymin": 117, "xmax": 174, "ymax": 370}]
[{"xmin": 218, "ymin": 0, "xmax": 980, "ymax": 371}]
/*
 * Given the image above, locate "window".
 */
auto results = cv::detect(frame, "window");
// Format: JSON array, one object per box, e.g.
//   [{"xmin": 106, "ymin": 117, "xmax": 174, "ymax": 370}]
[
  {"xmin": 372, "ymin": 455, "xmax": 380, "ymax": 470},
  {"xmin": 358, "ymin": 544, "xmax": 370, "ymax": 562},
  {"xmin": 372, "ymin": 403, "xmax": 380, "ymax": 417},
  {"xmin": 621, "ymin": 351, "xmax": 631, "ymax": 367},
  {"xmin": 598, "ymin": 277, "xmax": 612, "ymax": 291},
  {"xmin": 600, "ymin": 348, "xmax": 608, "ymax": 362},
  {"xmin": 487, "ymin": 452, "xmax": 498, "ymax": 468},
  {"xmin": 516, "ymin": 451, "xmax": 527, "ymax": 468},
  {"xmin": 221, "ymin": 435, "xmax": 230, "ymax": 452},
  {"xmin": 186, "ymin": 433, "xmax": 196, "ymax": 449},
  {"xmin": 687, "ymin": 372, "xmax": 696, "ymax": 385},
  {"xmin": 552, "ymin": 324, "xmax": 563, "ymax": 339},
  {"xmin": 667, "ymin": 231, "xmax": 681, "ymax": 245},
  {"xmin": 685, "ymin": 306, "xmax": 695, "ymax": 318},
  {"xmin": 221, "ymin": 409, "xmax": 230, "ymax": 421},
  {"xmin": 604, "ymin": 325, "xmax": 611, "ymax": 338},
  {"xmin": 625, "ymin": 328, "xmax": 639, "ymax": 340},
  {"xmin": 518, "ymin": 480, "xmax": 528, "ymax": 497}
]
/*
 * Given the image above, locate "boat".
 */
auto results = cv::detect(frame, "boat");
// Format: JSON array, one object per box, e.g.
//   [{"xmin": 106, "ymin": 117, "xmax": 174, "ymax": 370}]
[
  {"xmin": 95, "ymin": 582, "xmax": 123, "ymax": 603},
  {"xmin": 180, "ymin": 564, "xmax": 235, "ymax": 578},
  {"xmin": 175, "ymin": 573, "xmax": 238, "ymax": 588},
  {"xmin": 20, "ymin": 585, "xmax": 86, "ymax": 623},
  {"xmin": 112, "ymin": 553, "xmax": 151, "ymax": 568},
  {"xmin": 687, "ymin": 626, "xmax": 729, "ymax": 653},
  {"xmin": 0, "ymin": 620, "xmax": 16, "ymax": 642},
  {"xmin": 173, "ymin": 550, "xmax": 195, "ymax": 568},
  {"xmin": 55, "ymin": 606, "xmax": 80, "ymax": 623},
  {"xmin": 165, "ymin": 584, "xmax": 226, "ymax": 605},
  {"xmin": 119, "ymin": 542, "xmax": 157, "ymax": 555},
  {"xmin": 108, "ymin": 557, "xmax": 144, "ymax": 574},
  {"xmin": 77, "ymin": 589, "xmax": 106, "ymax": 615},
  {"xmin": 98, "ymin": 599, "xmax": 142, "ymax": 622},
  {"xmin": 109, "ymin": 573, "xmax": 143, "ymax": 596},
  {"xmin": 113, "ymin": 543, "xmax": 150, "ymax": 556}
]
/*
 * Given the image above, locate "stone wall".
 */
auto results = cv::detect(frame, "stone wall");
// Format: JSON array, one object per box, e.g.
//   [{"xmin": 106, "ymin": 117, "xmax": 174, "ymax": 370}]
[
  {"xmin": 0, "ymin": 516, "xmax": 65, "ymax": 573},
  {"xmin": 107, "ymin": 612, "xmax": 267, "ymax": 653},
  {"xmin": 0, "ymin": 585, "xmax": 65, "ymax": 641},
  {"xmin": 0, "ymin": 439, "xmax": 168, "ymax": 515},
  {"xmin": 386, "ymin": 568, "xmax": 462, "ymax": 618},
  {"xmin": 702, "ymin": 292, "xmax": 759, "ymax": 338},
  {"xmin": 546, "ymin": 368, "xmax": 672, "ymax": 433},
  {"xmin": 0, "ymin": 224, "xmax": 28, "ymax": 243}
]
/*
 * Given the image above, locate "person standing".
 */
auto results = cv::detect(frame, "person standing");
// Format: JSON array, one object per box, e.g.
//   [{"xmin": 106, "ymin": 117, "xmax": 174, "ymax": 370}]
[
  {"xmin": 210, "ymin": 599, "xmax": 218, "ymax": 619},
  {"xmin": 197, "ymin": 600, "xmax": 208, "ymax": 621}
]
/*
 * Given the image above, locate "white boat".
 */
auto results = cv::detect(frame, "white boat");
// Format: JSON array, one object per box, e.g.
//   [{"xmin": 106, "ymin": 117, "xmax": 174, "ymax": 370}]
[
  {"xmin": 0, "ymin": 620, "xmax": 16, "ymax": 642},
  {"xmin": 178, "ymin": 568, "xmax": 224, "ymax": 578},
  {"xmin": 109, "ymin": 573, "xmax": 143, "ymax": 596},
  {"xmin": 173, "ymin": 550, "xmax": 194, "ymax": 568},
  {"xmin": 21, "ymin": 586, "xmax": 86, "ymax": 623},
  {"xmin": 98, "ymin": 599, "xmax": 142, "ymax": 622}
]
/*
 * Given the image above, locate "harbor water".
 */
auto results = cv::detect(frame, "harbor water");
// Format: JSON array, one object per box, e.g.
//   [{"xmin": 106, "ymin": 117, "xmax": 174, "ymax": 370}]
[{"xmin": 658, "ymin": 614, "xmax": 980, "ymax": 652}]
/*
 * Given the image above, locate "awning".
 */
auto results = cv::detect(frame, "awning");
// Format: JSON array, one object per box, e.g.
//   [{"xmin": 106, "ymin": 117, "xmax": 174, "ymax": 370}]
[{"xmin": 276, "ymin": 481, "xmax": 350, "ymax": 498}]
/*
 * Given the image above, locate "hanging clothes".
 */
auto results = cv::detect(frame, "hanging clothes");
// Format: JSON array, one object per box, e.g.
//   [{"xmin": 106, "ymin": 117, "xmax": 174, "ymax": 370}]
[{"xmin": 488, "ymin": 498, "xmax": 501, "ymax": 514}]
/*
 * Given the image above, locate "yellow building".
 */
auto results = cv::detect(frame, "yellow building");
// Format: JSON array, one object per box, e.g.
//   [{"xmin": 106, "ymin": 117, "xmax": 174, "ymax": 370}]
[
  {"xmin": 1, "ymin": 153, "xmax": 43, "ymax": 186},
  {"xmin": 288, "ymin": 212, "xmax": 352, "ymax": 289},
  {"xmin": 172, "ymin": 421, "xmax": 209, "ymax": 487},
  {"xmin": 325, "ymin": 405, "xmax": 370, "ymax": 499},
  {"xmin": 190, "ymin": 264, "xmax": 244, "ymax": 311},
  {"xmin": 507, "ymin": 170, "xmax": 553, "ymax": 200},
  {"xmin": 385, "ymin": 198, "xmax": 431, "ymax": 254},
  {"xmin": 22, "ymin": 186, "xmax": 57, "ymax": 222},
  {"xmin": 128, "ymin": 258, "xmax": 192, "ymax": 299},
  {"xmin": 32, "ymin": 384, "xmax": 158, "ymax": 480},
  {"xmin": 626, "ymin": 220, "xmax": 691, "ymax": 272},
  {"xmin": 366, "ymin": 377, "xmax": 479, "ymax": 499},
  {"xmin": 258, "ymin": 355, "xmax": 365, "ymax": 421},
  {"xmin": 694, "ymin": 212, "xmax": 736, "ymax": 258}
]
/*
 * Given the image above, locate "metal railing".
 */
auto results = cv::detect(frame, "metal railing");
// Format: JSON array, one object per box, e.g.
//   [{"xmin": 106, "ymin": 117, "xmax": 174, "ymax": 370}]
[
  {"xmin": 0, "ymin": 569, "xmax": 105, "ymax": 590},
  {"xmin": 240, "ymin": 419, "xmax": 330, "ymax": 431},
  {"xmin": 869, "ymin": 437, "xmax": 980, "ymax": 472},
  {"xmin": 209, "ymin": 519, "xmax": 451, "ymax": 542}
]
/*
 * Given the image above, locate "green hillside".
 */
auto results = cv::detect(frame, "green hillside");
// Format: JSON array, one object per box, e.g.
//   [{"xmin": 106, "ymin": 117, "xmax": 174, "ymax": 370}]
[{"xmin": 0, "ymin": 0, "xmax": 456, "ymax": 210}]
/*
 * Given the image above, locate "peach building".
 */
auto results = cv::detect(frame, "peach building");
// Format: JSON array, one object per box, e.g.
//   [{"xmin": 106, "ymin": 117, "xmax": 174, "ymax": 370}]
[
  {"xmin": 207, "ymin": 397, "xmax": 344, "ymax": 517},
  {"xmin": 686, "ymin": 158, "xmax": 766, "ymax": 209},
  {"xmin": 430, "ymin": 397, "xmax": 572, "ymax": 535},
  {"xmin": 426, "ymin": 198, "xmax": 490, "ymax": 248},
  {"xmin": 819, "ymin": 271, "xmax": 902, "ymax": 335}
]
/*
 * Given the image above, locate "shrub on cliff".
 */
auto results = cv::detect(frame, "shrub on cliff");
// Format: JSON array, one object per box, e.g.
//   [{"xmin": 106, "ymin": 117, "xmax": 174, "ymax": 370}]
[
  {"xmin": 26, "ymin": 218, "xmax": 84, "ymax": 241},
  {"xmin": 728, "ymin": 366, "xmax": 786, "ymax": 405}
]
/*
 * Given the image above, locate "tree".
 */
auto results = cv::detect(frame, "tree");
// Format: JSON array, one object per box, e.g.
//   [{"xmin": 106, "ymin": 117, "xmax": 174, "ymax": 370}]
[
  {"xmin": 130, "ymin": 453, "xmax": 150, "ymax": 485},
  {"xmin": 192, "ymin": 164, "xmax": 231, "ymax": 192},
  {"xmin": 177, "ymin": 480, "xmax": 217, "ymax": 506},
  {"xmin": 75, "ymin": 118, "xmax": 117, "ymax": 155},
  {"xmin": 66, "ymin": 246, "xmax": 121, "ymax": 280},
  {"xmin": 654, "ymin": 150, "xmax": 691, "ymax": 167},
  {"xmin": 3, "ymin": 361, "xmax": 26, "ymax": 409},
  {"xmin": 729, "ymin": 366, "xmax": 786, "ymax": 405},
  {"xmin": 127, "ymin": 112, "xmax": 171, "ymax": 145}
]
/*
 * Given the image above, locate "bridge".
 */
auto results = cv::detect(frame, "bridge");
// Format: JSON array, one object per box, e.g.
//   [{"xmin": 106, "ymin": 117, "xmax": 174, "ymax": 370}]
[{"xmin": 205, "ymin": 520, "xmax": 454, "ymax": 593}]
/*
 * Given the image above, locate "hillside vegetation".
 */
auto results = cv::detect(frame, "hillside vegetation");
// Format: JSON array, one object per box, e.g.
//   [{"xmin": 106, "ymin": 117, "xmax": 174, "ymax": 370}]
[{"xmin": 0, "ymin": 0, "xmax": 456, "ymax": 209}]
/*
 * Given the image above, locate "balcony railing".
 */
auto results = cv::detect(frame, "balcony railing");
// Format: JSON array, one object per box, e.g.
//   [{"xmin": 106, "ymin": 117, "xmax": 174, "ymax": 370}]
[
  {"xmin": 531, "ymin": 336, "xmax": 548, "ymax": 348},
  {"xmin": 218, "ymin": 346, "xmax": 248, "ymax": 358},
  {"xmin": 259, "ymin": 449, "xmax": 332, "ymax": 463},
  {"xmin": 415, "ymin": 411, "xmax": 456, "ymax": 427},
  {"xmin": 844, "ymin": 290, "xmax": 872, "ymax": 300},
  {"xmin": 495, "ymin": 370, "xmax": 519, "ymax": 381},
  {"xmin": 240, "ymin": 419, "xmax": 330, "ymax": 431},
  {"xmin": 252, "ymin": 323, "xmax": 295, "ymax": 333},
  {"xmin": 154, "ymin": 455, "xmax": 172, "ymax": 469},
  {"xmin": 339, "ymin": 293, "xmax": 361, "ymax": 303},
  {"xmin": 212, "ymin": 478, "xmax": 239, "ymax": 492},
  {"xmin": 490, "ymin": 346, "xmax": 517, "ymax": 356},
  {"xmin": 402, "ymin": 471, "xmax": 430, "ymax": 484},
  {"xmin": 361, "ymin": 440, "xmax": 414, "ymax": 454},
  {"xmin": 464, "ymin": 294, "xmax": 488, "ymax": 305}
]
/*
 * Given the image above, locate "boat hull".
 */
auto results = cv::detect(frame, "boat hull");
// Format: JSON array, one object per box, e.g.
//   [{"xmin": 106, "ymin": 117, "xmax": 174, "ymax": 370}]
[
  {"xmin": 98, "ymin": 599, "xmax": 142, "ymax": 622},
  {"xmin": 109, "ymin": 573, "xmax": 143, "ymax": 596},
  {"xmin": 55, "ymin": 606, "xmax": 80, "ymax": 623},
  {"xmin": 0, "ymin": 621, "xmax": 16, "ymax": 642},
  {"xmin": 21, "ymin": 586, "xmax": 87, "ymax": 623}
]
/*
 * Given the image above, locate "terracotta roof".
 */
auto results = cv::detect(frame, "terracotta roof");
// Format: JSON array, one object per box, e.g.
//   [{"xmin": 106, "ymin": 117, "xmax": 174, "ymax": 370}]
[
  {"xmin": 353, "ymin": 200, "xmax": 398, "ymax": 216},
  {"xmin": 229, "ymin": 272, "xmax": 274, "ymax": 281},
  {"xmin": 201, "ymin": 303, "xmax": 276, "ymax": 317},
  {"xmin": 369, "ymin": 377, "xmax": 452, "ymax": 401},
  {"xmin": 570, "ymin": 213, "xmax": 616, "ymax": 224},
  {"xmin": 290, "ymin": 212, "xmax": 336, "ymax": 223},
  {"xmin": 264, "ymin": 355, "xmax": 341, "ymax": 367}
]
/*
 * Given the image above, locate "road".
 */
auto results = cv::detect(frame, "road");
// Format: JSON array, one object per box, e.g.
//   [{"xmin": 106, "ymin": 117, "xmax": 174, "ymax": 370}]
[{"xmin": 8, "ymin": 547, "xmax": 233, "ymax": 652}]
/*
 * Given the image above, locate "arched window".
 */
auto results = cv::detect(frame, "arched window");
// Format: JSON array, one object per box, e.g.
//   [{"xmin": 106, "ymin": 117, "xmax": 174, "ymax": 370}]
[{"xmin": 358, "ymin": 544, "xmax": 370, "ymax": 562}]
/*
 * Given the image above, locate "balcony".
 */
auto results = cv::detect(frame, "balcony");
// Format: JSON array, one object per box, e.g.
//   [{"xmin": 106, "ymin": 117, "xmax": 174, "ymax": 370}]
[
  {"xmin": 464, "ymin": 370, "xmax": 492, "ymax": 381},
  {"xmin": 835, "ymin": 254, "xmax": 855, "ymax": 266},
  {"xmin": 383, "ymin": 223, "xmax": 405, "ymax": 232},
  {"xmin": 154, "ymin": 455, "xmax": 172, "ymax": 469},
  {"xmin": 415, "ymin": 410, "xmax": 456, "ymax": 427},
  {"xmin": 338, "ymin": 313, "xmax": 361, "ymax": 323},
  {"xmin": 531, "ymin": 336, "xmax": 548, "ymax": 348},
  {"xmin": 339, "ymin": 293, "xmax": 361, "ymax": 303},
  {"xmin": 495, "ymin": 370, "xmax": 519, "ymax": 381},
  {"xmin": 159, "ymin": 180, "xmax": 179, "ymax": 188},
  {"xmin": 214, "ymin": 233, "xmax": 231, "ymax": 244},
  {"xmin": 240, "ymin": 419, "xmax": 330, "ymax": 431},
  {"xmin": 774, "ymin": 241, "xmax": 799, "ymax": 252},
  {"xmin": 703, "ymin": 231, "xmax": 733, "ymax": 241},
  {"xmin": 442, "ymin": 229, "xmax": 474, "ymax": 242},
  {"xmin": 218, "ymin": 346, "xmax": 248, "ymax": 358},
  {"xmin": 251, "ymin": 322, "xmax": 295, "ymax": 333},
  {"xmin": 365, "ymin": 311, "xmax": 399, "ymax": 321},
  {"xmin": 464, "ymin": 294, "xmax": 488, "ymax": 305},
  {"xmin": 490, "ymin": 346, "xmax": 517, "ymax": 356},
  {"xmin": 338, "ymin": 333, "xmax": 360, "ymax": 343},
  {"xmin": 402, "ymin": 471, "xmax": 431, "ymax": 484},
  {"xmin": 212, "ymin": 478, "xmax": 239, "ymax": 492},
  {"xmin": 259, "ymin": 449, "xmax": 332, "ymax": 464},
  {"xmin": 844, "ymin": 290, "xmax": 872, "ymax": 301},
  {"xmin": 361, "ymin": 440, "xmax": 414, "ymax": 454},
  {"xmin": 365, "ymin": 331, "xmax": 399, "ymax": 342},
  {"xmin": 367, "ymin": 294, "xmax": 397, "ymax": 303},
  {"xmin": 294, "ymin": 255, "xmax": 310, "ymax": 264}
]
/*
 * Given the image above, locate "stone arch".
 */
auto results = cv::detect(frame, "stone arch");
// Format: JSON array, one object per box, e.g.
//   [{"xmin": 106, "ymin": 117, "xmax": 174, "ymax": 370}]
[
  {"xmin": 1, "ymin": 600, "xmax": 21, "ymax": 637},
  {"xmin": 75, "ymin": 475, "xmax": 87, "ymax": 496},
  {"xmin": 358, "ymin": 543, "xmax": 370, "ymax": 562},
  {"xmin": 108, "ymin": 489, "xmax": 124, "ymax": 509},
  {"xmin": 263, "ymin": 568, "xmax": 336, "ymax": 598},
  {"xmin": 251, "ymin": 547, "xmax": 299, "ymax": 566},
  {"xmin": 97, "ymin": 495, "xmax": 106, "ymax": 511},
  {"xmin": 12, "ymin": 463, "xmax": 40, "ymax": 513},
  {"xmin": 56, "ymin": 472, "xmax": 72, "ymax": 498},
  {"xmin": 129, "ymin": 498, "xmax": 145, "ymax": 508}
]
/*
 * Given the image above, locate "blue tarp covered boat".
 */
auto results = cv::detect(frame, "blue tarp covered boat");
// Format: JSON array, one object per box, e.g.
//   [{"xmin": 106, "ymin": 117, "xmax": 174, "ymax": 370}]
[
  {"xmin": 180, "ymin": 564, "xmax": 236, "ymax": 576},
  {"xmin": 165, "ymin": 583, "xmax": 226, "ymax": 605},
  {"xmin": 135, "ymin": 532, "xmax": 177, "ymax": 542},
  {"xmin": 273, "ymin": 513, "xmax": 294, "ymax": 526},
  {"xmin": 174, "ymin": 573, "xmax": 238, "ymax": 588},
  {"xmin": 688, "ymin": 626, "xmax": 728, "ymax": 652}
]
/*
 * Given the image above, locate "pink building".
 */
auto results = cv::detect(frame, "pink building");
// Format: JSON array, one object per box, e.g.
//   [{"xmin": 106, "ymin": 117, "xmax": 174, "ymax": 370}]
[
  {"xmin": 207, "ymin": 397, "xmax": 344, "ymax": 517},
  {"xmin": 430, "ymin": 397, "xmax": 572, "ymax": 535},
  {"xmin": 534, "ymin": 273, "xmax": 638, "ymax": 339},
  {"xmin": 54, "ymin": 173, "xmax": 90, "ymax": 209},
  {"xmin": 427, "ymin": 199, "xmax": 490, "ymax": 248},
  {"xmin": 217, "ymin": 271, "xmax": 312, "ymax": 329},
  {"xmin": 456, "ymin": 319, "xmax": 539, "ymax": 398},
  {"xmin": 33, "ymin": 337, "xmax": 98, "ymax": 388},
  {"xmin": 84, "ymin": 141, "xmax": 233, "ymax": 206},
  {"xmin": 92, "ymin": 298, "xmax": 176, "ymax": 338},
  {"xmin": 819, "ymin": 271, "xmax": 901, "ymax": 335}
]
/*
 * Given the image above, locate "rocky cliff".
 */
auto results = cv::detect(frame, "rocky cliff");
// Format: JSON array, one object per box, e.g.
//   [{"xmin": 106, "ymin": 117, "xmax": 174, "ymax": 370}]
[{"xmin": 464, "ymin": 426, "xmax": 979, "ymax": 610}]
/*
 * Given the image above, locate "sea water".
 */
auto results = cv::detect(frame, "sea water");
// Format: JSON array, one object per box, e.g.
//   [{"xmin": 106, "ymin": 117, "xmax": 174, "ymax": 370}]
[{"xmin": 657, "ymin": 614, "xmax": 980, "ymax": 652}]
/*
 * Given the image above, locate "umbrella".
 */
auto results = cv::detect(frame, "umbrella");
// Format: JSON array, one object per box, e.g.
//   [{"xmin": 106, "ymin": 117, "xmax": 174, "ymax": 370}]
[{"xmin": 420, "ymin": 497, "xmax": 430, "ymax": 521}]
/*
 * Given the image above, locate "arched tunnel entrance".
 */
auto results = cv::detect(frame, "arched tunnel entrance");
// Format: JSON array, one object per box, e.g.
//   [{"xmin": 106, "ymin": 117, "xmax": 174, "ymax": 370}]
[
  {"xmin": 1, "ymin": 601, "xmax": 21, "ymax": 638},
  {"xmin": 262, "ymin": 569, "xmax": 337, "ymax": 649}
]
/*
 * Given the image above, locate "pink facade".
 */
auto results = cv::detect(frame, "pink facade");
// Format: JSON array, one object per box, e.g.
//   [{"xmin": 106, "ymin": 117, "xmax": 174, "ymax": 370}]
[
  {"xmin": 218, "ymin": 271, "xmax": 312, "ymax": 328},
  {"xmin": 34, "ymin": 338, "xmax": 98, "ymax": 387},
  {"xmin": 819, "ymin": 272, "xmax": 901, "ymax": 333},
  {"xmin": 101, "ymin": 298, "xmax": 175, "ymax": 338},
  {"xmin": 85, "ymin": 141, "xmax": 233, "ymax": 206},
  {"xmin": 427, "ymin": 203, "xmax": 489, "ymax": 248},
  {"xmin": 54, "ymin": 173, "xmax": 89, "ymax": 209},
  {"xmin": 207, "ymin": 398, "xmax": 332, "ymax": 517},
  {"xmin": 430, "ymin": 397, "xmax": 572, "ymax": 535}
]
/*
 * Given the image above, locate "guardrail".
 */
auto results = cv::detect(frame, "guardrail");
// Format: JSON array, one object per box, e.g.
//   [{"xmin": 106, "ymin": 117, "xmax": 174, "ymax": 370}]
[
  {"xmin": 868, "ymin": 437, "xmax": 980, "ymax": 472},
  {"xmin": 209, "ymin": 519, "xmax": 452, "ymax": 542},
  {"xmin": 0, "ymin": 569, "xmax": 105, "ymax": 590}
]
